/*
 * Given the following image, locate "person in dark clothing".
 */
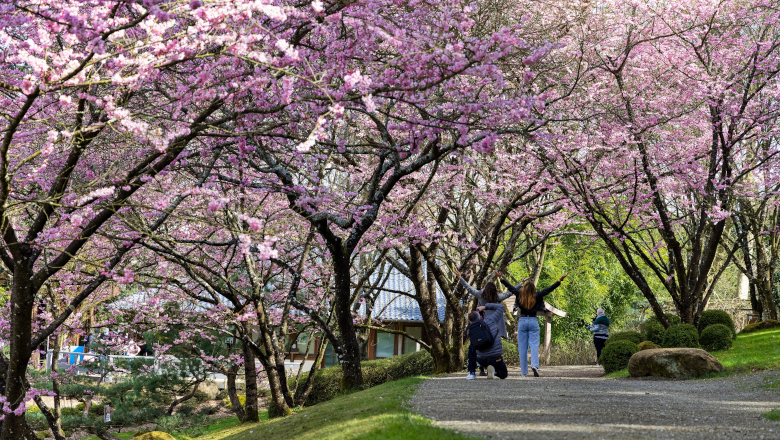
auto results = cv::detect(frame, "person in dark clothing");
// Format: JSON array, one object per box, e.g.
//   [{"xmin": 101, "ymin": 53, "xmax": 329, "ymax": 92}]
[
  {"xmin": 587, "ymin": 308, "xmax": 610, "ymax": 364},
  {"xmin": 494, "ymin": 270, "xmax": 567, "ymax": 377},
  {"xmin": 467, "ymin": 305, "xmax": 508, "ymax": 379},
  {"xmin": 455, "ymin": 268, "xmax": 512, "ymax": 378}
]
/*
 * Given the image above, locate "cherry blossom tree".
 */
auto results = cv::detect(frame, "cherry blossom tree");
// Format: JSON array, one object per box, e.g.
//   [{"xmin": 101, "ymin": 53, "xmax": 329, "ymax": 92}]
[{"xmin": 527, "ymin": 0, "xmax": 780, "ymax": 325}]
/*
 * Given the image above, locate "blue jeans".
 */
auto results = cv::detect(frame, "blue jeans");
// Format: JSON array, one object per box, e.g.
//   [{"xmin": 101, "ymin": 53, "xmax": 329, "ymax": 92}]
[
  {"xmin": 477, "ymin": 356, "xmax": 508, "ymax": 379},
  {"xmin": 467, "ymin": 344, "xmax": 485, "ymax": 374},
  {"xmin": 517, "ymin": 317, "xmax": 540, "ymax": 376}
]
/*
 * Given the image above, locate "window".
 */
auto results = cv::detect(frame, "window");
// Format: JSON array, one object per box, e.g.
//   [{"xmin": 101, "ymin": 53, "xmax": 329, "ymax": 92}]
[
  {"xmin": 296, "ymin": 333, "xmax": 311, "ymax": 355},
  {"xmin": 403, "ymin": 326, "xmax": 423, "ymax": 354},
  {"xmin": 375, "ymin": 332, "xmax": 394, "ymax": 358}
]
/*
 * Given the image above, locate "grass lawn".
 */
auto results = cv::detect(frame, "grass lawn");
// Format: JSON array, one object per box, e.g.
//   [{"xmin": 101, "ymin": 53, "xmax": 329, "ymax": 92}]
[
  {"xmin": 714, "ymin": 328, "xmax": 780, "ymax": 373},
  {"xmin": 198, "ymin": 377, "xmax": 469, "ymax": 440}
]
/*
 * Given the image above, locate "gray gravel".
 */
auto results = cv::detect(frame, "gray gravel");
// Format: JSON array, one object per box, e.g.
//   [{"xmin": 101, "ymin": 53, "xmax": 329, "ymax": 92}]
[{"xmin": 409, "ymin": 366, "xmax": 780, "ymax": 440}]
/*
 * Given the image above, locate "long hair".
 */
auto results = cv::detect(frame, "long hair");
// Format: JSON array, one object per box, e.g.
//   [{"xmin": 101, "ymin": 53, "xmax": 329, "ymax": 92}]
[
  {"xmin": 518, "ymin": 282, "xmax": 537, "ymax": 310},
  {"xmin": 482, "ymin": 282, "xmax": 498, "ymax": 303}
]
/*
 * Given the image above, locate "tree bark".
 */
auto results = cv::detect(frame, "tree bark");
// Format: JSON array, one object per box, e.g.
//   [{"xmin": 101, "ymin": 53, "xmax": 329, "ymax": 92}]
[
  {"xmin": 331, "ymin": 252, "xmax": 363, "ymax": 390},
  {"xmin": 241, "ymin": 339, "xmax": 260, "ymax": 422},
  {"xmin": 2, "ymin": 264, "xmax": 35, "ymax": 440},
  {"xmin": 226, "ymin": 365, "xmax": 247, "ymax": 422}
]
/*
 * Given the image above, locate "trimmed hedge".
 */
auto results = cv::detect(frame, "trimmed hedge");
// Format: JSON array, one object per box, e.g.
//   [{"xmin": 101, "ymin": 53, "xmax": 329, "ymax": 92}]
[
  {"xmin": 698, "ymin": 310, "xmax": 736, "ymax": 339},
  {"xmin": 294, "ymin": 349, "xmax": 434, "ymax": 407},
  {"xmin": 605, "ymin": 331, "xmax": 644, "ymax": 346},
  {"xmin": 740, "ymin": 319, "xmax": 780, "ymax": 334},
  {"xmin": 501, "ymin": 339, "xmax": 520, "ymax": 366},
  {"xmin": 700, "ymin": 324, "xmax": 733, "ymax": 352},
  {"xmin": 662, "ymin": 323, "xmax": 700, "ymax": 348},
  {"xmin": 600, "ymin": 340, "xmax": 638, "ymax": 373},
  {"xmin": 642, "ymin": 320, "xmax": 665, "ymax": 345},
  {"xmin": 637, "ymin": 341, "xmax": 661, "ymax": 351}
]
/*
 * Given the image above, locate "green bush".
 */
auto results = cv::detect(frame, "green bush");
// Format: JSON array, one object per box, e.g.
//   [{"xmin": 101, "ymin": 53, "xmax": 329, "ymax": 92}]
[
  {"xmin": 637, "ymin": 341, "xmax": 661, "ymax": 351},
  {"xmin": 698, "ymin": 310, "xmax": 736, "ymax": 338},
  {"xmin": 740, "ymin": 319, "xmax": 780, "ymax": 334},
  {"xmin": 25, "ymin": 412, "xmax": 48, "ymax": 431},
  {"xmin": 605, "ymin": 331, "xmax": 644, "ymax": 346},
  {"xmin": 646, "ymin": 314, "xmax": 681, "ymax": 327},
  {"xmin": 642, "ymin": 320, "xmax": 665, "ymax": 345},
  {"xmin": 700, "ymin": 324, "xmax": 733, "ymax": 352},
  {"xmin": 600, "ymin": 340, "xmax": 638, "ymax": 374},
  {"xmin": 295, "ymin": 349, "xmax": 434, "ymax": 407},
  {"xmin": 501, "ymin": 339, "xmax": 519, "ymax": 366},
  {"xmin": 662, "ymin": 323, "xmax": 700, "ymax": 348},
  {"xmin": 193, "ymin": 390, "xmax": 210, "ymax": 403}
]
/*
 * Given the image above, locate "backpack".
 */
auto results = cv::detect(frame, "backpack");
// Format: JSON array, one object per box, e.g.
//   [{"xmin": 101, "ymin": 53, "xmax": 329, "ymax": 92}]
[{"xmin": 468, "ymin": 320, "xmax": 495, "ymax": 350}]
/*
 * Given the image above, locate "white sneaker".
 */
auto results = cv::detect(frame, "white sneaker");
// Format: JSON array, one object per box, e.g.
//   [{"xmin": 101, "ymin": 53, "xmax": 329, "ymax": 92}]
[
  {"xmin": 531, "ymin": 366, "xmax": 540, "ymax": 377},
  {"xmin": 466, "ymin": 373, "xmax": 476, "ymax": 380},
  {"xmin": 487, "ymin": 365, "xmax": 495, "ymax": 379}
]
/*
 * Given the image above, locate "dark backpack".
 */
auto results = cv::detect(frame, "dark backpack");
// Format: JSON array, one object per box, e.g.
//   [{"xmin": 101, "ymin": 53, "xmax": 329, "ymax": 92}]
[{"xmin": 468, "ymin": 320, "xmax": 495, "ymax": 350}]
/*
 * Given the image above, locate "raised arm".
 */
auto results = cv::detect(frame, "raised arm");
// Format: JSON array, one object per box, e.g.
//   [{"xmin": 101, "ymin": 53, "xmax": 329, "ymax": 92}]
[
  {"xmin": 459, "ymin": 278, "xmax": 482, "ymax": 298},
  {"xmin": 538, "ymin": 274, "xmax": 567, "ymax": 297},
  {"xmin": 482, "ymin": 304, "xmax": 505, "ymax": 328},
  {"xmin": 499, "ymin": 279, "xmax": 519, "ymax": 295}
]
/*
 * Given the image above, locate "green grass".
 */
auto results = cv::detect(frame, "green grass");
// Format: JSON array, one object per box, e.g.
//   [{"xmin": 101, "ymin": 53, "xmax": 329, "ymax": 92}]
[
  {"xmin": 714, "ymin": 328, "xmax": 780, "ymax": 373},
  {"xmin": 605, "ymin": 369, "xmax": 630, "ymax": 378},
  {"xmin": 762, "ymin": 409, "xmax": 780, "ymax": 422},
  {"xmin": 198, "ymin": 377, "xmax": 469, "ymax": 440}
]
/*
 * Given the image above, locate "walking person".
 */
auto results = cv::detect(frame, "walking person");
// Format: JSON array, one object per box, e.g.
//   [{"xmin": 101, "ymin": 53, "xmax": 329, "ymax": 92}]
[
  {"xmin": 467, "ymin": 304, "xmax": 509, "ymax": 379},
  {"xmin": 454, "ymin": 268, "xmax": 512, "ymax": 379},
  {"xmin": 494, "ymin": 270, "xmax": 567, "ymax": 377},
  {"xmin": 587, "ymin": 308, "xmax": 610, "ymax": 365}
]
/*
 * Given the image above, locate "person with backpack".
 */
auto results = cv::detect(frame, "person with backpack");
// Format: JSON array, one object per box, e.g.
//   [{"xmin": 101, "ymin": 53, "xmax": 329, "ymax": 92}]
[
  {"xmin": 494, "ymin": 269, "xmax": 567, "ymax": 377},
  {"xmin": 454, "ymin": 268, "xmax": 512, "ymax": 378},
  {"xmin": 587, "ymin": 308, "xmax": 610, "ymax": 364},
  {"xmin": 467, "ymin": 304, "xmax": 508, "ymax": 379}
]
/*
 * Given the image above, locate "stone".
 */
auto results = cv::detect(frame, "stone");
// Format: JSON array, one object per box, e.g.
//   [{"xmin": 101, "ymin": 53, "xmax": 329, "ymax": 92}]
[
  {"xmin": 198, "ymin": 380, "xmax": 220, "ymax": 400},
  {"xmin": 628, "ymin": 348, "xmax": 724, "ymax": 379},
  {"xmin": 133, "ymin": 432, "xmax": 176, "ymax": 440}
]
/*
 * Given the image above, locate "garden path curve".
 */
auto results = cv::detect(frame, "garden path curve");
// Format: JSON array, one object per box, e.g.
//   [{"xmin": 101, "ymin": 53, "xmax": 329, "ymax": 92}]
[{"xmin": 409, "ymin": 366, "xmax": 779, "ymax": 440}]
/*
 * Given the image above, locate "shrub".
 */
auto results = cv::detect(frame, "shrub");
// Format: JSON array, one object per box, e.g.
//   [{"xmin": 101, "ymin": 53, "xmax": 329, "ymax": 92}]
[
  {"xmin": 221, "ymin": 394, "xmax": 245, "ymax": 408},
  {"xmin": 637, "ymin": 341, "xmax": 661, "ymax": 351},
  {"xmin": 294, "ymin": 349, "xmax": 434, "ymax": 407},
  {"xmin": 215, "ymin": 390, "xmax": 228, "ymax": 401},
  {"xmin": 501, "ymin": 339, "xmax": 519, "ymax": 366},
  {"xmin": 646, "ymin": 314, "xmax": 681, "ymax": 327},
  {"xmin": 605, "ymin": 331, "xmax": 644, "ymax": 346},
  {"xmin": 700, "ymin": 324, "xmax": 733, "ymax": 352},
  {"xmin": 740, "ymin": 319, "xmax": 780, "ymax": 334},
  {"xmin": 662, "ymin": 323, "xmax": 700, "ymax": 348},
  {"xmin": 600, "ymin": 340, "xmax": 638, "ymax": 373},
  {"xmin": 642, "ymin": 320, "xmax": 665, "ymax": 345},
  {"xmin": 698, "ymin": 310, "xmax": 736, "ymax": 338}
]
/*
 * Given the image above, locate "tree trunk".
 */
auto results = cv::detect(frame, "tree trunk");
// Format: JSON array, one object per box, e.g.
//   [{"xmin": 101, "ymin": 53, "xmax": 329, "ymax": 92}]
[
  {"xmin": 408, "ymin": 246, "xmax": 450, "ymax": 373},
  {"xmin": 332, "ymin": 253, "xmax": 363, "ymax": 390},
  {"xmin": 50, "ymin": 334, "xmax": 65, "ymax": 438},
  {"xmin": 241, "ymin": 340, "xmax": 260, "ymax": 422},
  {"xmin": 1, "ymin": 265, "xmax": 36, "ymax": 440},
  {"xmin": 226, "ymin": 366, "xmax": 247, "ymax": 422}
]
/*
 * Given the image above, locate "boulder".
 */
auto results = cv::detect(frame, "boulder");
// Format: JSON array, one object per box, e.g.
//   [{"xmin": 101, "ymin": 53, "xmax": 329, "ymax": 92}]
[
  {"xmin": 133, "ymin": 432, "xmax": 176, "ymax": 440},
  {"xmin": 628, "ymin": 348, "xmax": 724, "ymax": 379},
  {"xmin": 198, "ymin": 380, "xmax": 220, "ymax": 400}
]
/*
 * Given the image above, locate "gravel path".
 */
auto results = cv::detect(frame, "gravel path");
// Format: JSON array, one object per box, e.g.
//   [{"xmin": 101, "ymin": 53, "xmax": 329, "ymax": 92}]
[{"xmin": 409, "ymin": 366, "xmax": 780, "ymax": 440}]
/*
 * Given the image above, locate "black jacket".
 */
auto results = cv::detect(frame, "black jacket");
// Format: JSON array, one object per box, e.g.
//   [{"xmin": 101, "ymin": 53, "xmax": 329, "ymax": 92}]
[{"xmin": 501, "ymin": 280, "xmax": 561, "ymax": 316}]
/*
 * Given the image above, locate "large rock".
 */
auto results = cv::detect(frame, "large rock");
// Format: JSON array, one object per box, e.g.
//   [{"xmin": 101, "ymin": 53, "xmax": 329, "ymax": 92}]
[
  {"xmin": 199, "ymin": 380, "xmax": 220, "ymax": 400},
  {"xmin": 628, "ymin": 348, "xmax": 724, "ymax": 379}
]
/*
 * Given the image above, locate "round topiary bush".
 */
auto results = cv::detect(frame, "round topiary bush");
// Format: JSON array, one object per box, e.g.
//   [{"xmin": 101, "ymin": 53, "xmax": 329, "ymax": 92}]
[
  {"xmin": 637, "ymin": 340, "xmax": 661, "ymax": 351},
  {"xmin": 698, "ymin": 310, "xmax": 736, "ymax": 339},
  {"xmin": 605, "ymin": 331, "xmax": 645, "ymax": 346},
  {"xmin": 662, "ymin": 323, "xmax": 700, "ymax": 348},
  {"xmin": 600, "ymin": 340, "xmax": 638, "ymax": 373},
  {"xmin": 699, "ymin": 324, "xmax": 733, "ymax": 352},
  {"xmin": 642, "ymin": 320, "xmax": 665, "ymax": 345}
]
